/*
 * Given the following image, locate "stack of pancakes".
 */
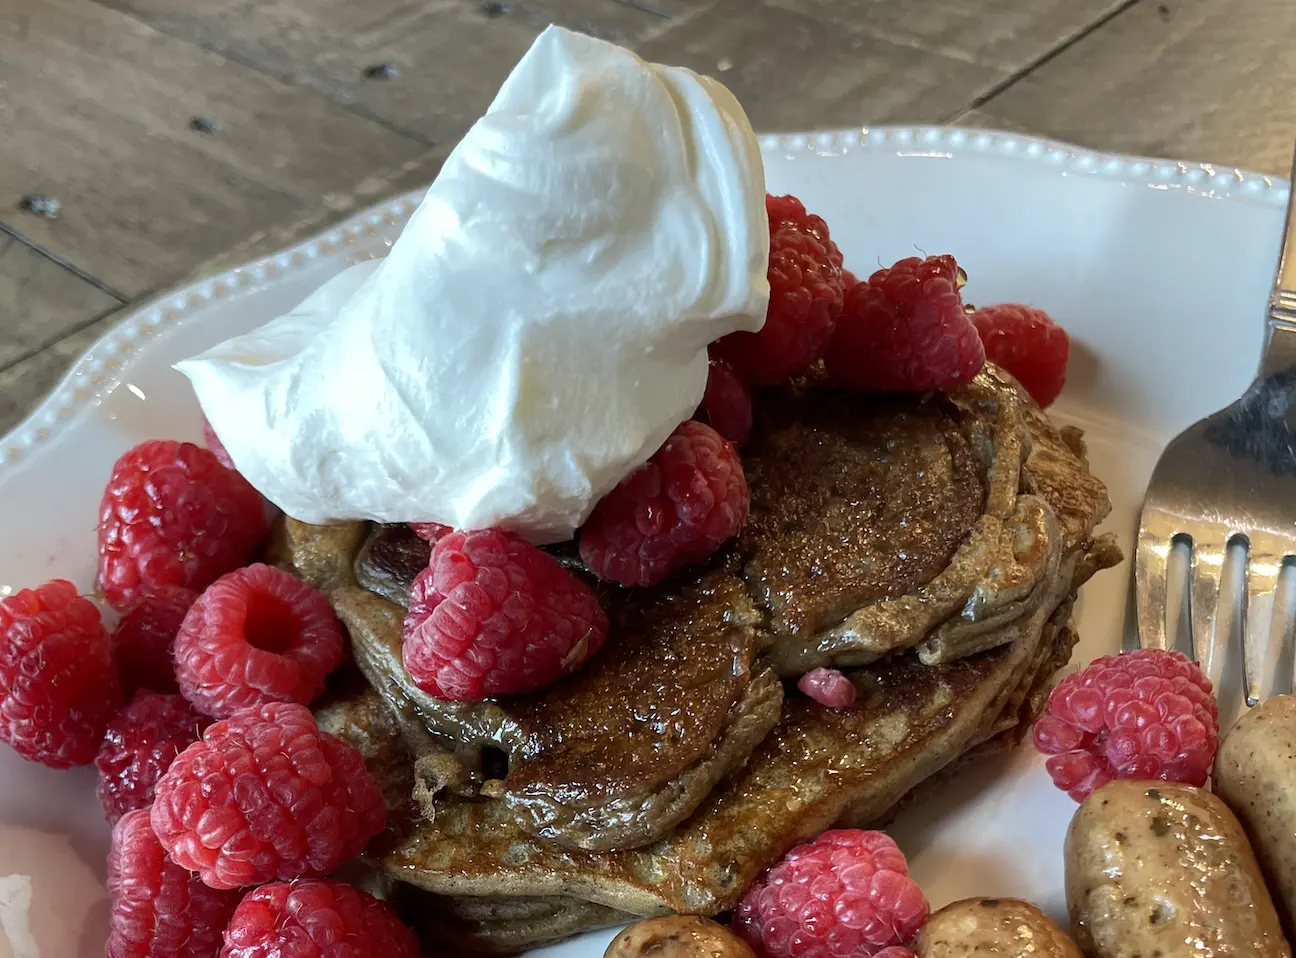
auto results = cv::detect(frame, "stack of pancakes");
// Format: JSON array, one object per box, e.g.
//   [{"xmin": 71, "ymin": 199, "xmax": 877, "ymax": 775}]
[{"xmin": 274, "ymin": 365, "xmax": 1120, "ymax": 954}]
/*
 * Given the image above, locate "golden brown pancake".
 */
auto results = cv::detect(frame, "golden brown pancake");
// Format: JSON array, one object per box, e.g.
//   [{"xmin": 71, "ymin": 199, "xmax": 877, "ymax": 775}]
[
  {"xmin": 282, "ymin": 365, "xmax": 1113, "ymax": 859},
  {"xmin": 312, "ymin": 555, "xmax": 1087, "ymax": 916}
]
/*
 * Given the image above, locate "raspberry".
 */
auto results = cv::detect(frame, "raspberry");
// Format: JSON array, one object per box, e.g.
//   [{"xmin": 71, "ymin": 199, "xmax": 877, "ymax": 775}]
[
  {"xmin": 700, "ymin": 358, "xmax": 753, "ymax": 446},
  {"xmin": 114, "ymin": 585, "xmax": 198, "ymax": 694},
  {"xmin": 409, "ymin": 521, "xmax": 451, "ymax": 544},
  {"xmin": 580, "ymin": 420, "xmax": 748, "ymax": 587},
  {"xmin": 798, "ymin": 668, "xmax": 856, "ymax": 709},
  {"xmin": 1032, "ymin": 649, "xmax": 1219, "ymax": 802},
  {"xmin": 175, "ymin": 564, "xmax": 343, "ymax": 718},
  {"xmin": 107, "ymin": 808, "xmax": 239, "ymax": 958},
  {"xmin": 403, "ymin": 529, "xmax": 608, "ymax": 700},
  {"xmin": 202, "ymin": 416, "xmax": 236, "ymax": 470},
  {"xmin": 712, "ymin": 194, "xmax": 846, "ymax": 385},
  {"xmin": 152, "ymin": 702, "xmax": 385, "ymax": 889},
  {"xmin": 96, "ymin": 690, "xmax": 208, "ymax": 823},
  {"xmin": 0, "ymin": 579, "xmax": 121, "ymax": 768},
  {"xmin": 825, "ymin": 255, "xmax": 985, "ymax": 393},
  {"xmin": 971, "ymin": 303, "xmax": 1071, "ymax": 407},
  {"xmin": 733, "ymin": 829, "xmax": 929, "ymax": 958},
  {"xmin": 98, "ymin": 440, "xmax": 268, "ymax": 610},
  {"xmin": 220, "ymin": 879, "xmax": 421, "ymax": 958}
]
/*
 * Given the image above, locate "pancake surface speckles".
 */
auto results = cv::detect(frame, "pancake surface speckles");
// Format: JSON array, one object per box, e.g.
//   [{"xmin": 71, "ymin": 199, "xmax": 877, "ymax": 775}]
[{"xmin": 287, "ymin": 363, "xmax": 1120, "ymax": 950}]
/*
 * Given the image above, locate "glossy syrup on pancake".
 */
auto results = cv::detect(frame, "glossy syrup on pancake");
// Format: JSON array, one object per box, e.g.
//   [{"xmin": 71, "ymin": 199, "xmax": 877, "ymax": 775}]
[
  {"xmin": 281, "ymin": 365, "xmax": 1120, "ymax": 909},
  {"xmin": 741, "ymin": 388, "xmax": 984, "ymax": 638},
  {"xmin": 281, "ymin": 518, "xmax": 783, "ymax": 854},
  {"xmin": 317, "ymin": 606, "xmax": 1067, "ymax": 955},
  {"xmin": 315, "ymin": 581, "xmax": 1073, "ymax": 919}
]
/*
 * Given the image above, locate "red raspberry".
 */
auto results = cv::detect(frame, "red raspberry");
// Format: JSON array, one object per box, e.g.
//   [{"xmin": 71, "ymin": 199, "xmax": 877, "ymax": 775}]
[
  {"xmin": 152, "ymin": 701, "xmax": 385, "ymax": 889},
  {"xmin": 1032, "ymin": 649, "xmax": 1219, "ymax": 802},
  {"xmin": 174, "ymin": 564, "xmax": 343, "ymax": 718},
  {"xmin": 712, "ymin": 194, "xmax": 846, "ymax": 385},
  {"xmin": 114, "ymin": 585, "xmax": 198, "ymax": 694},
  {"xmin": 403, "ymin": 530, "xmax": 608, "ymax": 700},
  {"xmin": 202, "ymin": 415, "xmax": 236, "ymax": 470},
  {"xmin": 409, "ymin": 521, "xmax": 451, "ymax": 544},
  {"xmin": 0, "ymin": 579, "xmax": 121, "ymax": 768},
  {"xmin": 971, "ymin": 303, "xmax": 1071, "ymax": 406},
  {"xmin": 580, "ymin": 420, "xmax": 748, "ymax": 588},
  {"xmin": 98, "ymin": 440, "xmax": 268, "ymax": 610},
  {"xmin": 700, "ymin": 358, "xmax": 753, "ymax": 446},
  {"xmin": 825, "ymin": 255, "xmax": 985, "ymax": 393},
  {"xmin": 107, "ymin": 808, "xmax": 240, "ymax": 958},
  {"xmin": 872, "ymin": 951, "xmax": 916, "ymax": 958},
  {"xmin": 96, "ymin": 690, "xmax": 208, "ymax": 823},
  {"xmin": 798, "ymin": 668, "xmax": 856, "ymax": 708},
  {"xmin": 220, "ymin": 879, "xmax": 421, "ymax": 958},
  {"xmin": 733, "ymin": 829, "xmax": 929, "ymax": 958}
]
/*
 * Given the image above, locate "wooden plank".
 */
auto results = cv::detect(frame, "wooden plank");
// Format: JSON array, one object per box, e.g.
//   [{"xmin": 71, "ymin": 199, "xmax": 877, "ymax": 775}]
[
  {"xmin": 0, "ymin": 309, "xmax": 119, "ymax": 435},
  {"xmin": 0, "ymin": 142, "xmax": 449, "ymax": 435},
  {"xmin": 189, "ymin": 144, "xmax": 451, "ymax": 279},
  {"xmin": 0, "ymin": 0, "xmax": 426, "ymax": 299},
  {"xmin": 96, "ymin": 0, "xmax": 665, "ymax": 146},
  {"xmin": 633, "ymin": 0, "xmax": 1006, "ymax": 132},
  {"xmin": 962, "ymin": 0, "xmax": 1296, "ymax": 175},
  {"xmin": 0, "ymin": 231, "xmax": 122, "ymax": 369},
  {"xmin": 613, "ymin": 0, "xmax": 1131, "ymax": 77},
  {"xmin": 769, "ymin": 0, "xmax": 1131, "ymax": 73}
]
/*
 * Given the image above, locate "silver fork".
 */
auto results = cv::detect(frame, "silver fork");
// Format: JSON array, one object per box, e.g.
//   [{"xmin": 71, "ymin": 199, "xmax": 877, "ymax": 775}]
[{"xmin": 1137, "ymin": 148, "xmax": 1296, "ymax": 708}]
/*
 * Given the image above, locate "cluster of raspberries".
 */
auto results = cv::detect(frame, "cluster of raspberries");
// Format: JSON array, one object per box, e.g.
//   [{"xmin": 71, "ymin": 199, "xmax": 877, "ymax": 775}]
[{"xmin": 0, "ymin": 437, "xmax": 418, "ymax": 956}]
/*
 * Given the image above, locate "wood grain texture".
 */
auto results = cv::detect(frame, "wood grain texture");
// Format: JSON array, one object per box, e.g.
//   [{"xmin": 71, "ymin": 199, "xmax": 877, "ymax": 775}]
[
  {"xmin": 963, "ymin": 0, "xmax": 1296, "ymax": 174},
  {"xmin": 96, "ymin": 0, "xmax": 664, "ymax": 145},
  {"xmin": 608, "ymin": 0, "xmax": 711, "ymax": 17},
  {"xmin": 633, "ymin": 0, "xmax": 1007, "ymax": 131},
  {"xmin": 188, "ymin": 145, "xmax": 449, "ymax": 280},
  {"xmin": 0, "ymin": 231, "xmax": 122, "ymax": 369},
  {"xmin": 770, "ymin": 0, "xmax": 1132, "ymax": 72},
  {"xmin": 0, "ymin": 0, "xmax": 425, "ymax": 299}
]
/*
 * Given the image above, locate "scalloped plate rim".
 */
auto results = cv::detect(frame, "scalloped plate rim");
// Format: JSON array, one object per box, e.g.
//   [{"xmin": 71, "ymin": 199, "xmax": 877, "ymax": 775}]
[{"xmin": 0, "ymin": 123, "xmax": 1289, "ymax": 476}]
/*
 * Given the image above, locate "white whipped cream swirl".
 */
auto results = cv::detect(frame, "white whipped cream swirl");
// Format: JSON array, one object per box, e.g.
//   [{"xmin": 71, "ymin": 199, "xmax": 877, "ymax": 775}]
[{"xmin": 178, "ymin": 25, "xmax": 769, "ymax": 543}]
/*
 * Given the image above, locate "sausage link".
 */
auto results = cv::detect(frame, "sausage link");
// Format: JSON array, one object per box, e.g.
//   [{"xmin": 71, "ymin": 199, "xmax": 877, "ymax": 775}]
[
  {"xmin": 604, "ymin": 916, "xmax": 755, "ymax": 958},
  {"xmin": 913, "ymin": 897, "xmax": 1081, "ymax": 957},
  {"xmin": 1065, "ymin": 779, "xmax": 1290, "ymax": 957},
  {"xmin": 1215, "ymin": 694, "xmax": 1296, "ymax": 937}
]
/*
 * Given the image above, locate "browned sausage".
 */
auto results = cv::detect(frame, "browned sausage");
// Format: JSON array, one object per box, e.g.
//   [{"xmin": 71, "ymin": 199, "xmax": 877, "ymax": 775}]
[
  {"xmin": 604, "ymin": 916, "xmax": 755, "ymax": 958},
  {"xmin": 1215, "ymin": 694, "xmax": 1296, "ymax": 937},
  {"xmin": 1065, "ymin": 779, "xmax": 1290, "ymax": 957},
  {"xmin": 913, "ymin": 897, "xmax": 1081, "ymax": 957}
]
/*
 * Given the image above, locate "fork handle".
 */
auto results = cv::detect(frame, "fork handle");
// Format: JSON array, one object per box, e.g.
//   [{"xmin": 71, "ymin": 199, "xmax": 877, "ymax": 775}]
[{"xmin": 1261, "ymin": 144, "xmax": 1296, "ymax": 376}]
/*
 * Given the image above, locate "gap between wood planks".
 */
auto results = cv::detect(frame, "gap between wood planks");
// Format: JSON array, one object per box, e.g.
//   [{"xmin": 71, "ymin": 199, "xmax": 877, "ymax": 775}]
[
  {"xmin": 945, "ymin": 0, "xmax": 1143, "ymax": 122},
  {"xmin": 0, "ymin": 225, "xmax": 125, "ymax": 377},
  {"xmin": 0, "ymin": 224, "xmax": 128, "ymax": 304},
  {"xmin": 83, "ymin": 0, "xmax": 1141, "ymax": 152}
]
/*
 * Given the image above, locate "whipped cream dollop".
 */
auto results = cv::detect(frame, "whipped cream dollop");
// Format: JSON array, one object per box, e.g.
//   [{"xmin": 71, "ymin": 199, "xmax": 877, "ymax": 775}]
[{"xmin": 178, "ymin": 26, "xmax": 769, "ymax": 543}]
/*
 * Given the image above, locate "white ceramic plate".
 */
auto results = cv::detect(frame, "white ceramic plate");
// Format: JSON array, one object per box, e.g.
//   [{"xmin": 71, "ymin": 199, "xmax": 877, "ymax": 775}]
[{"xmin": 0, "ymin": 126, "xmax": 1288, "ymax": 958}]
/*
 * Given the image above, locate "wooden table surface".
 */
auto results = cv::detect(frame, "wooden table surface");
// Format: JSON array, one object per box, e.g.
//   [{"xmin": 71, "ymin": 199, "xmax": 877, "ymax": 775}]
[{"xmin": 4, "ymin": 0, "xmax": 1295, "ymax": 432}]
